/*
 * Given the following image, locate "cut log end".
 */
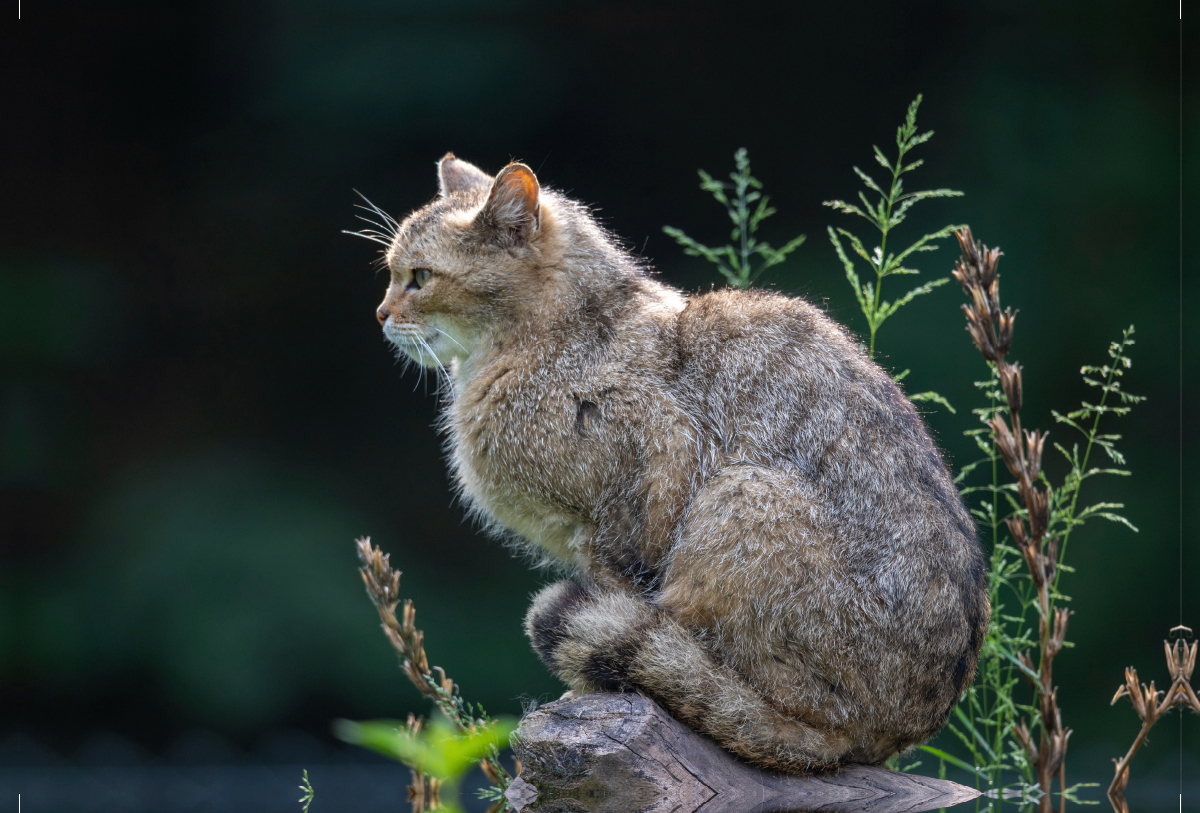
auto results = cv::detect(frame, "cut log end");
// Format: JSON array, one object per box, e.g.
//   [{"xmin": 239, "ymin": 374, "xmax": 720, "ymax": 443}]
[{"xmin": 505, "ymin": 692, "xmax": 981, "ymax": 813}]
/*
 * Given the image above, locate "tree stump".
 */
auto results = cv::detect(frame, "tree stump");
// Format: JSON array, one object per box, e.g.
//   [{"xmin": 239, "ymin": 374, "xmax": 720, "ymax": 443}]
[{"xmin": 504, "ymin": 693, "xmax": 981, "ymax": 813}]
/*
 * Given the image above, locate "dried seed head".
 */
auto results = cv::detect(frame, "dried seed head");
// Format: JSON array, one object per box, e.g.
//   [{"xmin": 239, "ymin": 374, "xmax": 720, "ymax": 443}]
[
  {"xmin": 1027, "ymin": 486, "xmax": 1050, "ymax": 542},
  {"xmin": 1166, "ymin": 638, "xmax": 1197, "ymax": 682},
  {"xmin": 1018, "ymin": 651, "xmax": 1038, "ymax": 687},
  {"xmin": 989, "ymin": 416, "xmax": 1022, "ymax": 478},
  {"xmin": 1048, "ymin": 607, "xmax": 1071, "ymax": 657},
  {"xmin": 1123, "ymin": 667, "xmax": 1146, "ymax": 720},
  {"xmin": 1014, "ymin": 718, "xmax": 1037, "ymax": 763},
  {"xmin": 403, "ymin": 600, "xmax": 416, "ymax": 635},
  {"xmin": 999, "ymin": 362, "xmax": 1023, "ymax": 414},
  {"xmin": 997, "ymin": 307, "xmax": 1016, "ymax": 356},
  {"xmin": 963, "ymin": 304, "xmax": 998, "ymax": 361},
  {"xmin": 1176, "ymin": 679, "xmax": 1200, "ymax": 714},
  {"xmin": 953, "ymin": 227, "xmax": 1004, "ymax": 319},
  {"xmin": 1141, "ymin": 682, "xmax": 1161, "ymax": 726},
  {"xmin": 1024, "ymin": 428, "xmax": 1046, "ymax": 481},
  {"xmin": 412, "ymin": 631, "xmax": 428, "ymax": 672},
  {"xmin": 1046, "ymin": 726, "xmax": 1071, "ymax": 776},
  {"xmin": 1165, "ymin": 640, "xmax": 1180, "ymax": 680},
  {"xmin": 1005, "ymin": 515, "xmax": 1029, "ymax": 549},
  {"xmin": 1007, "ymin": 517, "xmax": 1043, "ymax": 586},
  {"xmin": 1043, "ymin": 535, "xmax": 1058, "ymax": 584},
  {"xmin": 982, "ymin": 249, "xmax": 1002, "ymax": 312}
]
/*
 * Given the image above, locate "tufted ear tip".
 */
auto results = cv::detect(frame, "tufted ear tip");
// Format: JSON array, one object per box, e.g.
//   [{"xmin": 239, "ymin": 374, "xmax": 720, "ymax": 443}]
[
  {"xmin": 480, "ymin": 162, "xmax": 541, "ymax": 247},
  {"xmin": 437, "ymin": 153, "xmax": 492, "ymax": 197},
  {"xmin": 493, "ymin": 163, "xmax": 539, "ymax": 205}
]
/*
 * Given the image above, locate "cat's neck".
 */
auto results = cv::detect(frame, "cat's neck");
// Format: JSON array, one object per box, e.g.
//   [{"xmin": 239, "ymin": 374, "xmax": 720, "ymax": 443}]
[
  {"xmin": 448, "ymin": 194, "xmax": 682, "ymax": 389},
  {"xmin": 453, "ymin": 266, "xmax": 679, "ymax": 390}
]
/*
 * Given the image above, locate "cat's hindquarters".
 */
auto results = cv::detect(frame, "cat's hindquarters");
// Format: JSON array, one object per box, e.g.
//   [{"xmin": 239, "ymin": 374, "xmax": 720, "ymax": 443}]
[{"xmin": 524, "ymin": 580, "xmax": 852, "ymax": 774}]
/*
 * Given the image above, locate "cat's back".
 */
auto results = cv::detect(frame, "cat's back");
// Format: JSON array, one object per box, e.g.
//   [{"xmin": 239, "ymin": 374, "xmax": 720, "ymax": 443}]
[
  {"xmin": 671, "ymin": 286, "xmax": 900, "ymax": 466},
  {"xmin": 670, "ymin": 287, "xmax": 973, "ymax": 561}
]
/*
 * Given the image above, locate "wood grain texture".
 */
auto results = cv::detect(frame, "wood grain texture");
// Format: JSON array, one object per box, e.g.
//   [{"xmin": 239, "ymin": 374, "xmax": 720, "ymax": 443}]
[{"xmin": 505, "ymin": 693, "xmax": 981, "ymax": 813}]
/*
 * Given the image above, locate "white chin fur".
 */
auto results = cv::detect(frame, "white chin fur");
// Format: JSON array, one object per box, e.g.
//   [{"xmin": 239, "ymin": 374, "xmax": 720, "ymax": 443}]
[
  {"xmin": 384, "ymin": 319, "xmax": 474, "ymax": 372},
  {"xmin": 383, "ymin": 322, "xmax": 439, "ymax": 368}
]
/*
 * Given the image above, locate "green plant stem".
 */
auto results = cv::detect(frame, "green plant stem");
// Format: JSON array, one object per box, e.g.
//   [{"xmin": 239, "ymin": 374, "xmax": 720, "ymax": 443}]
[
  {"xmin": 987, "ymin": 429, "xmax": 1001, "ymax": 793},
  {"xmin": 737, "ymin": 173, "xmax": 750, "ymax": 278},
  {"xmin": 1051, "ymin": 357, "xmax": 1121, "ymax": 592},
  {"xmin": 868, "ymin": 158, "xmax": 904, "ymax": 357}
]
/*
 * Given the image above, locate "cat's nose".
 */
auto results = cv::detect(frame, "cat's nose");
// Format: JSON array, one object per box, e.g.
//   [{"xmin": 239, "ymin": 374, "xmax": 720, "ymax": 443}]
[{"xmin": 376, "ymin": 307, "xmax": 389, "ymax": 326}]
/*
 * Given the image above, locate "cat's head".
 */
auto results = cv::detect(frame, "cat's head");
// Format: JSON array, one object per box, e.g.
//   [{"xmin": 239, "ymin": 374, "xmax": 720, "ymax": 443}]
[{"xmin": 374, "ymin": 153, "xmax": 557, "ymax": 372}]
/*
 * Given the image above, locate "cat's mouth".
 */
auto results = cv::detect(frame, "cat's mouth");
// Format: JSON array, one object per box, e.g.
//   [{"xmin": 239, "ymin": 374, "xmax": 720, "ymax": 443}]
[
  {"xmin": 382, "ymin": 321, "xmax": 439, "ymax": 365},
  {"xmin": 382, "ymin": 321, "xmax": 425, "ymax": 344},
  {"xmin": 382, "ymin": 320, "xmax": 472, "ymax": 370}
]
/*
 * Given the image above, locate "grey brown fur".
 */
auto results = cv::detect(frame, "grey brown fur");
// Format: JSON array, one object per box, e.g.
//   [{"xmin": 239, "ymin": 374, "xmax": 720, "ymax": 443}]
[{"xmin": 371, "ymin": 154, "xmax": 989, "ymax": 773}]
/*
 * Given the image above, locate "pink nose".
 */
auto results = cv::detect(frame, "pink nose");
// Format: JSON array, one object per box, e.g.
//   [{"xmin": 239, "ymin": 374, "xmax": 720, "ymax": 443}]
[{"xmin": 376, "ymin": 307, "xmax": 389, "ymax": 326}]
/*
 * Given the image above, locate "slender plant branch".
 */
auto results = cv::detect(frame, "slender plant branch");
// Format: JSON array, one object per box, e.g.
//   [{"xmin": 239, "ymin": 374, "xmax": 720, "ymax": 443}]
[
  {"xmin": 663, "ymin": 148, "xmax": 806, "ymax": 289},
  {"xmin": 825, "ymin": 94, "xmax": 963, "ymax": 361},
  {"xmin": 354, "ymin": 537, "xmax": 514, "ymax": 811},
  {"xmin": 952, "ymin": 227, "xmax": 1067, "ymax": 813},
  {"xmin": 1107, "ymin": 629, "xmax": 1200, "ymax": 813}
]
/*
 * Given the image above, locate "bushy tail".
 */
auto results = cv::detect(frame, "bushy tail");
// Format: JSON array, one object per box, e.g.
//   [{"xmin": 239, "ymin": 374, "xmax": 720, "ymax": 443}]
[{"xmin": 524, "ymin": 581, "xmax": 850, "ymax": 774}]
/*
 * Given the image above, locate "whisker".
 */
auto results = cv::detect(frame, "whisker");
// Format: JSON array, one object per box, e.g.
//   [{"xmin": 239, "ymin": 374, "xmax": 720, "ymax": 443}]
[
  {"xmin": 410, "ymin": 336, "xmax": 430, "ymax": 392},
  {"xmin": 342, "ymin": 230, "xmax": 393, "ymax": 248},
  {"xmin": 419, "ymin": 335, "xmax": 450, "ymax": 380},
  {"xmin": 430, "ymin": 326, "xmax": 467, "ymax": 354},
  {"xmin": 353, "ymin": 190, "xmax": 399, "ymax": 229},
  {"xmin": 352, "ymin": 220, "xmax": 392, "ymax": 235},
  {"xmin": 353, "ymin": 213, "xmax": 396, "ymax": 236},
  {"xmin": 417, "ymin": 336, "xmax": 451, "ymax": 395}
]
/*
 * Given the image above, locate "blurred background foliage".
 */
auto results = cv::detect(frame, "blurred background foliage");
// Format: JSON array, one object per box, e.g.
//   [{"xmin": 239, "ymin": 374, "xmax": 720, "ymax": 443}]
[{"xmin": 0, "ymin": 0, "xmax": 1194, "ymax": 798}]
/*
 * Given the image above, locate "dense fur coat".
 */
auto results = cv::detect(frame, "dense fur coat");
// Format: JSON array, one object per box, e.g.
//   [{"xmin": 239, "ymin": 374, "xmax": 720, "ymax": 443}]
[{"xmin": 372, "ymin": 155, "xmax": 989, "ymax": 773}]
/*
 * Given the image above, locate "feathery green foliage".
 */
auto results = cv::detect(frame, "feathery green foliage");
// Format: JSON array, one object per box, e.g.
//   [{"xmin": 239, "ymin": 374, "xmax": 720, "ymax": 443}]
[
  {"xmin": 931, "ymin": 365, "xmax": 1040, "ymax": 800},
  {"xmin": 297, "ymin": 769, "xmax": 315, "ymax": 813},
  {"xmin": 824, "ymin": 95, "xmax": 963, "ymax": 365},
  {"xmin": 663, "ymin": 148, "xmax": 806, "ymax": 288},
  {"xmin": 929, "ymin": 328, "xmax": 1142, "ymax": 804},
  {"xmin": 1049, "ymin": 326, "xmax": 1145, "ymax": 580},
  {"xmin": 667, "ymin": 112, "xmax": 1143, "ymax": 808}
]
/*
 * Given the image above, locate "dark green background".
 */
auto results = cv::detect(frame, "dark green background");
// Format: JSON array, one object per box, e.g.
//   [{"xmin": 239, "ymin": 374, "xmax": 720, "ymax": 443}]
[{"xmin": 1, "ymin": 0, "xmax": 1194, "ymax": 803}]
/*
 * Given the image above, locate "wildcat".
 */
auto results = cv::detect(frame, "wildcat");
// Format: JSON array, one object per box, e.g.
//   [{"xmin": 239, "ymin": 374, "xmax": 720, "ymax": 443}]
[{"xmin": 370, "ymin": 154, "xmax": 989, "ymax": 773}]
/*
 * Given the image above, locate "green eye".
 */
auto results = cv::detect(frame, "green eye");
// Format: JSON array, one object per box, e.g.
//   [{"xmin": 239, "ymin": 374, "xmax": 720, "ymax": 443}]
[{"xmin": 410, "ymin": 268, "xmax": 431, "ymax": 290}]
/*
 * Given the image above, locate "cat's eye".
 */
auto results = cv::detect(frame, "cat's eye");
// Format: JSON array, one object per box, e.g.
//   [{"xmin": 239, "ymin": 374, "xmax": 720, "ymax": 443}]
[{"xmin": 409, "ymin": 268, "xmax": 431, "ymax": 290}]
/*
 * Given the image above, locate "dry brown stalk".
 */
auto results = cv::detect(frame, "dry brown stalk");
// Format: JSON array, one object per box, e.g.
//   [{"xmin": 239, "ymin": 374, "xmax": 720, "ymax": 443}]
[
  {"xmin": 1107, "ymin": 627, "xmax": 1200, "ymax": 813},
  {"xmin": 952, "ymin": 227, "xmax": 1069, "ymax": 813},
  {"xmin": 355, "ymin": 536, "xmax": 512, "ymax": 810}
]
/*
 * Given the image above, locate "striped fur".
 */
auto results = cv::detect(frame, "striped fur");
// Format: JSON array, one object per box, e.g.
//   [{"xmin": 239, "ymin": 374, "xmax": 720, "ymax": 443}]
[{"xmin": 373, "ymin": 155, "xmax": 990, "ymax": 773}]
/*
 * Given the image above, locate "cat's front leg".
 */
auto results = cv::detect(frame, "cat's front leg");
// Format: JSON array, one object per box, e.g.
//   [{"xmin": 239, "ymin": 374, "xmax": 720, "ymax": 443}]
[{"xmin": 568, "ymin": 495, "xmax": 666, "ymax": 595}]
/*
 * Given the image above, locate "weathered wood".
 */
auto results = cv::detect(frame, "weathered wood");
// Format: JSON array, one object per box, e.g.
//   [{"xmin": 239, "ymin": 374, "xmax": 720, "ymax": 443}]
[{"xmin": 505, "ymin": 693, "xmax": 980, "ymax": 813}]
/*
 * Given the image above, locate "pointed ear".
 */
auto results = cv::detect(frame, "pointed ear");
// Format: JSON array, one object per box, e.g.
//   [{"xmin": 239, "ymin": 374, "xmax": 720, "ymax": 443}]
[
  {"xmin": 437, "ymin": 152, "xmax": 492, "ymax": 197},
  {"xmin": 479, "ymin": 162, "xmax": 540, "ymax": 247}
]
